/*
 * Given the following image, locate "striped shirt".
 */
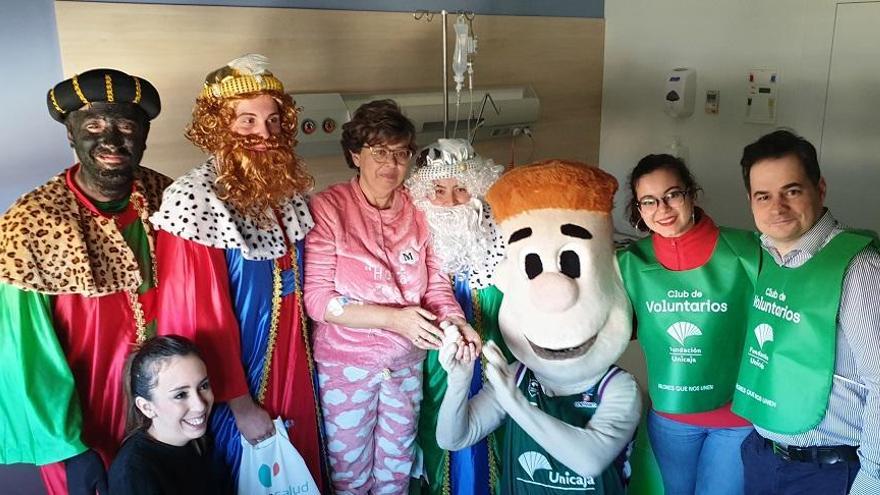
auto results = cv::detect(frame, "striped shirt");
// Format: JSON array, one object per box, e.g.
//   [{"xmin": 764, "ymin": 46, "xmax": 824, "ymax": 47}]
[{"xmin": 756, "ymin": 210, "xmax": 880, "ymax": 494}]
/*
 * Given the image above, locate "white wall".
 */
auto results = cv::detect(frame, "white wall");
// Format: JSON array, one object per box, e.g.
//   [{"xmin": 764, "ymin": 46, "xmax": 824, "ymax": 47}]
[
  {"xmin": 601, "ymin": 0, "xmax": 842, "ymax": 383},
  {"xmin": 601, "ymin": 0, "xmax": 840, "ymax": 233},
  {"xmin": 0, "ymin": 0, "xmax": 72, "ymax": 211}
]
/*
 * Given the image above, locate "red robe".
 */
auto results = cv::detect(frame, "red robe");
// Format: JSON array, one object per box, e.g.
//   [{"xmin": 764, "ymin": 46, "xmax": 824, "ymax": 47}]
[{"xmin": 154, "ymin": 229, "xmax": 326, "ymax": 492}]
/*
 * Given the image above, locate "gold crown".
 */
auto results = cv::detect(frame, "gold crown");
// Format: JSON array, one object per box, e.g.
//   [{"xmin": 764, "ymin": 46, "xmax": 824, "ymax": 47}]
[{"xmin": 199, "ymin": 73, "xmax": 285, "ymax": 100}]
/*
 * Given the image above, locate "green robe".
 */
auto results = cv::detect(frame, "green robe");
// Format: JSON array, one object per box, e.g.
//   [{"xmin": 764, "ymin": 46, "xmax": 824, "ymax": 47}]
[{"xmin": 416, "ymin": 283, "xmax": 512, "ymax": 495}]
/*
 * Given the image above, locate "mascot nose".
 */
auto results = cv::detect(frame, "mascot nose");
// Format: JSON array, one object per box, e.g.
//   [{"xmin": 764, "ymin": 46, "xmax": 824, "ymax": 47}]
[{"xmin": 529, "ymin": 272, "xmax": 578, "ymax": 312}]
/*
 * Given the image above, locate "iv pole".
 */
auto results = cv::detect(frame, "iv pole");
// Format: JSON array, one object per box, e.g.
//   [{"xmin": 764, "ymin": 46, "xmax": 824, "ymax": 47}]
[
  {"xmin": 441, "ymin": 10, "xmax": 448, "ymax": 138},
  {"xmin": 415, "ymin": 9, "xmax": 473, "ymax": 139}
]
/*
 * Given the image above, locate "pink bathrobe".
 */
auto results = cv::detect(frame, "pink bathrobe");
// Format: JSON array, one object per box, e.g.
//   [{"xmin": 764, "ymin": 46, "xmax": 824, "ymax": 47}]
[{"xmin": 304, "ymin": 178, "xmax": 463, "ymax": 494}]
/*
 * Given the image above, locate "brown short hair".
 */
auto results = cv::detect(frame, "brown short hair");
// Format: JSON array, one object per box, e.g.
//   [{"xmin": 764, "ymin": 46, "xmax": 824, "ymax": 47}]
[
  {"xmin": 340, "ymin": 99, "xmax": 416, "ymax": 169},
  {"xmin": 740, "ymin": 129, "xmax": 820, "ymax": 192}
]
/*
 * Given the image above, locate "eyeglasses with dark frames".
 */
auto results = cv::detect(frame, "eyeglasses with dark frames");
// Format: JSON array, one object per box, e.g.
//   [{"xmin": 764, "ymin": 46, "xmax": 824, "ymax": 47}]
[{"xmin": 636, "ymin": 189, "xmax": 690, "ymax": 213}]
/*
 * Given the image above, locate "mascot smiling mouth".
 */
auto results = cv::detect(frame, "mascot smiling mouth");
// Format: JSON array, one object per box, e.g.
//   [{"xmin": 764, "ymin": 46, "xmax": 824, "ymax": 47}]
[{"xmin": 526, "ymin": 334, "xmax": 597, "ymax": 360}]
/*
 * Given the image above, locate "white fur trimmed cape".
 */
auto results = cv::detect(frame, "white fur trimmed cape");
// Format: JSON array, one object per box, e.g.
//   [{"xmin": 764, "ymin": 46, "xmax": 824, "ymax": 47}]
[{"xmin": 149, "ymin": 160, "xmax": 313, "ymax": 260}]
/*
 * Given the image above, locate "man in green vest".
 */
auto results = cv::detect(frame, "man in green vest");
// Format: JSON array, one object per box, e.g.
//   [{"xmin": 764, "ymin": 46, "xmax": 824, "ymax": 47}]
[{"xmin": 732, "ymin": 129, "xmax": 880, "ymax": 495}]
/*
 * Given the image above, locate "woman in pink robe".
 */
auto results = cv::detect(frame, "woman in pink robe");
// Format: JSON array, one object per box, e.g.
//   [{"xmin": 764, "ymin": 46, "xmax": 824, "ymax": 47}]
[{"xmin": 304, "ymin": 99, "xmax": 477, "ymax": 495}]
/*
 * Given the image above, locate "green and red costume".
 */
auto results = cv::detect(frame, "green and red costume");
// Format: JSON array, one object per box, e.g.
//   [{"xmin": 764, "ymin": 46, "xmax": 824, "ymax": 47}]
[{"xmin": 0, "ymin": 165, "xmax": 169, "ymax": 494}]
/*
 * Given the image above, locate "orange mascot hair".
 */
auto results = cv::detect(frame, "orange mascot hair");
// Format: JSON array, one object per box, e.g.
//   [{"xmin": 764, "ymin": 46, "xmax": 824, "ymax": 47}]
[{"xmin": 486, "ymin": 160, "xmax": 618, "ymax": 223}]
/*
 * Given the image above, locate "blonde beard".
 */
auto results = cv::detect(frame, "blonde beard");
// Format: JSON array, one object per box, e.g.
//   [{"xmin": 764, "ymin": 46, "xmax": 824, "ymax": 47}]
[
  {"xmin": 418, "ymin": 199, "xmax": 493, "ymax": 276},
  {"xmin": 214, "ymin": 132, "xmax": 302, "ymax": 221}
]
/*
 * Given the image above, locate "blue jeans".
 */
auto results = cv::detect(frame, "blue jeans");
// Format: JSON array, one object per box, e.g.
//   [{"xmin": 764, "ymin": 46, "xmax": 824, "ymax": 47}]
[{"xmin": 647, "ymin": 409, "xmax": 752, "ymax": 495}]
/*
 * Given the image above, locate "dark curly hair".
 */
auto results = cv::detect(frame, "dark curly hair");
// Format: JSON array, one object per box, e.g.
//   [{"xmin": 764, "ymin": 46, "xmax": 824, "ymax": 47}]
[
  {"xmin": 340, "ymin": 99, "xmax": 416, "ymax": 169},
  {"xmin": 626, "ymin": 154, "xmax": 701, "ymax": 231}
]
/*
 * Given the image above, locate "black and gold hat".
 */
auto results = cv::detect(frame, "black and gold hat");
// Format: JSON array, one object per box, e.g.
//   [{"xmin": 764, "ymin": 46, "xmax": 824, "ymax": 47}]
[{"xmin": 47, "ymin": 68, "xmax": 161, "ymax": 122}]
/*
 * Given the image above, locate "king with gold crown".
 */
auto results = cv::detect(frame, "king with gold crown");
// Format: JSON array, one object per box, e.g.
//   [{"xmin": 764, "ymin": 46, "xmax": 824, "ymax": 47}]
[{"xmin": 150, "ymin": 54, "xmax": 327, "ymax": 491}]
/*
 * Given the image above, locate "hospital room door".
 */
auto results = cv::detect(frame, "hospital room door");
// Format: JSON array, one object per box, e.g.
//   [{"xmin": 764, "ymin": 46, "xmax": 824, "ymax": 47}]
[{"xmin": 819, "ymin": 1, "xmax": 880, "ymax": 233}]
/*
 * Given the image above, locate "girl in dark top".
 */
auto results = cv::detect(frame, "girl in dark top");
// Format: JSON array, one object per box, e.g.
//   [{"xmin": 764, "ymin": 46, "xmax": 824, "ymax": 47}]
[{"xmin": 109, "ymin": 335, "xmax": 219, "ymax": 495}]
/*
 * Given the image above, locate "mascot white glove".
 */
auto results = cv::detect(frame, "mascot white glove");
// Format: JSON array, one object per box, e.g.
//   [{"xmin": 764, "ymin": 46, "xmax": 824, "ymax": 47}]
[
  {"xmin": 483, "ymin": 341, "xmax": 520, "ymax": 410},
  {"xmin": 439, "ymin": 321, "xmax": 477, "ymax": 388}
]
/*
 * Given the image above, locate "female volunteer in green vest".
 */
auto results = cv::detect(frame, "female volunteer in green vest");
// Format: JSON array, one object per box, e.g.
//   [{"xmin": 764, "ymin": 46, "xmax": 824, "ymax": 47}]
[{"xmin": 617, "ymin": 154, "xmax": 760, "ymax": 495}]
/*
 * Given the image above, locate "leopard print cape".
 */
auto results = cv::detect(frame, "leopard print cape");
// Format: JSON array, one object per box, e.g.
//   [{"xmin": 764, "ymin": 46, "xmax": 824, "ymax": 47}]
[{"xmin": 0, "ymin": 166, "xmax": 171, "ymax": 296}]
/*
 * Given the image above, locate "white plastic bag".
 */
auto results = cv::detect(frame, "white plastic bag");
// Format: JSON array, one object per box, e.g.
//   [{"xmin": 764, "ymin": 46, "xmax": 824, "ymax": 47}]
[{"xmin": 237, "ymin": 417, "xmax": 320, "ymax": 495}]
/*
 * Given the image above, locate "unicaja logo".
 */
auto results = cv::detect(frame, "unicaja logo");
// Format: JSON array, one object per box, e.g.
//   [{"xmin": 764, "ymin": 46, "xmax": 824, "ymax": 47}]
[
  {"xmin": 518, "ymin": 451, "xmax": 552, "ymax": 480},
  {"xmin": 666, "ymin": 321, "xmax": 702, "ymax": 346},
  {"xmin": 754, "ymin": 323, "xmax": 774, "ymax": 350},
  {"xmin": 516, "ymin": 451, "xmax": 594, "ymax": 489}
]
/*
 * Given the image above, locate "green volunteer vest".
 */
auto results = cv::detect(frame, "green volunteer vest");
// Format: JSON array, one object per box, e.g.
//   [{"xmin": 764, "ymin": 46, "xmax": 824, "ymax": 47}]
[
  {"xmin": 731, "ymin": 231, "xmax": 871, "ymax": 434},
  {"xmin": 618, "ymin": 228, "xmax": 760, "ymax": 413},
  {"xmin": 501, "ymin": 366, "xmax": 629, "ymax": 495}
]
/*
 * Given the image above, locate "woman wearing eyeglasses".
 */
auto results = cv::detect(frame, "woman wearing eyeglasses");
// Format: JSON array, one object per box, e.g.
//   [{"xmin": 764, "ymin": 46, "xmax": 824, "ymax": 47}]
[
  {"xmin": 617, "ymin": 154, "xmax": 760, "ymax": 495},
  {"xmin": 303, "ymin": 99, "xmax": 479, "ymax": 495}
]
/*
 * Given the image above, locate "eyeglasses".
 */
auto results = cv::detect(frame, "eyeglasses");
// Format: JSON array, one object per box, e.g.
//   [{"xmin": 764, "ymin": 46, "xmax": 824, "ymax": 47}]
[
  {"xmin": 636, "ymin": 189, "xmax": 690, "ymax": 212},
  {"xmin": 365, "ymin": 145, "xmax": 413, "ymax": 164}
]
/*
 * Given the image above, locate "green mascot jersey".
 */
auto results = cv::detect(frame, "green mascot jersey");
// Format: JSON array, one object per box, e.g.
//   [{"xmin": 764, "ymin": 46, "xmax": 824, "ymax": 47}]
[{"xmin": 501, "ymin": 366, "xmax": 631, "ymax": 495}]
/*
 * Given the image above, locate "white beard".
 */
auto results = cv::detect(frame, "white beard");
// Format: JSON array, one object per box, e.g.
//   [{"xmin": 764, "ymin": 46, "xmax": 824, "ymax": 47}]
[{"xmin": 418, "ymin": 199, "xmax": 493, "ymax": 276}]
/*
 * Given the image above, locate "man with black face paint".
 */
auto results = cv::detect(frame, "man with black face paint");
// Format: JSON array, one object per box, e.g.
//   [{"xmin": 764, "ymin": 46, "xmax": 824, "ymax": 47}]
[
  {"xmin": 0, "ymin": 69, "xmax": 169, "ymax": 495},
  {"xmin": 66, "ymin": 102, "xmax": 149, "ymax": 200}
]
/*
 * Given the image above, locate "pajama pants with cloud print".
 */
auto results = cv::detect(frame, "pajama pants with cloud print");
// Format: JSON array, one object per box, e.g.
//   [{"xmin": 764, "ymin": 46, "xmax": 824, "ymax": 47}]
[{"xmin": 318, "ymin": 361, "xmax": 424, "ymax": 495}]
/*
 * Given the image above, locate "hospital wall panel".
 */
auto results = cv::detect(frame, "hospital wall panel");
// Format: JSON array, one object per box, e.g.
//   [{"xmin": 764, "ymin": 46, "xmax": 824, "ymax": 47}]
[{"xmin": 55, "ymin": 1, "xmax": 605, "ymax": 190}]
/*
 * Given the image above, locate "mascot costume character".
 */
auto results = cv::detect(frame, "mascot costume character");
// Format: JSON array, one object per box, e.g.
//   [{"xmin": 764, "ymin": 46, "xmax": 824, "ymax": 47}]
[{"xmin": 436, "ymin": 160, "xmax": 642, "ymax": 494}]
